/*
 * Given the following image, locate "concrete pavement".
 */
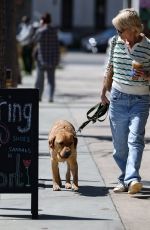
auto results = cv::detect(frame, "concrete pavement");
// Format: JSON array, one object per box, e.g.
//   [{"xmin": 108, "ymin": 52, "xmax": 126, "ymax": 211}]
[{"xmin": 0, "ymin": 52, "xmax": 150, "ymax": 230}]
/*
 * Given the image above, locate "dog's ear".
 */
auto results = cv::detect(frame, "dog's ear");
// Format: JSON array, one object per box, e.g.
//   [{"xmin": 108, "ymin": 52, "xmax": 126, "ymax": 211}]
[
  {"xmin": 73, "ymin": 136, "xmax": 78, "ymax": 149},
  {"xmin": 49, "ymin": 136, "xmax": 55, "ymax": 149}
]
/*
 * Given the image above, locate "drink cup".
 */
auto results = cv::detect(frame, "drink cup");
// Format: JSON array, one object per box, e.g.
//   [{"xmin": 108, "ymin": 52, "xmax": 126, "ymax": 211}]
[
  {"xmin": 131, "ymin": 60, "xmax": 143, "ymax": 78},
  {"xmin": 132, "ymin": 60, "xmax": 143, "ymax": 70}
]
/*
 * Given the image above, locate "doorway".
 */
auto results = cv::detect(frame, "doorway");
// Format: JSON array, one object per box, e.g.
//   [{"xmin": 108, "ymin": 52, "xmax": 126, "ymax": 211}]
[
  {"xmin": 61, "ymin": 0, "xmax": 73, "ymax": 30},
  {"xmin": 95, "ymin": 0, "xmax": 106, "ymax": 30}
]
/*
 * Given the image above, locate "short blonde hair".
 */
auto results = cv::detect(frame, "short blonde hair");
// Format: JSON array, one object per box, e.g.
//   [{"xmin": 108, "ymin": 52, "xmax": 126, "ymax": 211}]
[{"xmin": 112, "ymin": 8, "xmax": 143, "ymax": 35}]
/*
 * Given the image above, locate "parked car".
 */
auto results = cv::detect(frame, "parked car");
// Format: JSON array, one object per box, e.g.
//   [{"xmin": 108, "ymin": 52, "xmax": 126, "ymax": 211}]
[
  {"xmin": 58, "ymin": 30, "xmax": 74, "ymax": 47},
  {"xmin": 81, "ymin": 27, "xmax": 116, "ymax": 53}
]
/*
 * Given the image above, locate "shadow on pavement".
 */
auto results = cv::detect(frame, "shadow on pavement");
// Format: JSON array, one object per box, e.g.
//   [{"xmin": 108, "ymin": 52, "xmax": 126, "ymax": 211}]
[
  {"xmin": 38, "ymin": 178, "xmax": 52, "ymax": 189},
  {"xmin": 38, "ymin": 179, "xmax": 113, "ymax": 196},
  {"xmin": 0, "ymin": 207, "xmax": 40, "ymax": 211},
  {"xmin": 144, "ymin": 137, "xmax": 150, "ymax": 144},
  {"xmin": 123, "ymin": 182, "xmax": 150, "ymax": 200},
  {"xmin": 77, "ymin": 134, "xmax": 112, "ymax": 142},
  {"xmin": 78, "ymin": 185, "xmax": 111, "ymax": 197},
  {"xmin": 0, "ymin": 213, "xmax": 113, "ymax": 221},
  {"xmin": 39, "ymin": 214, "xmax": 112, "ymax": 220}
]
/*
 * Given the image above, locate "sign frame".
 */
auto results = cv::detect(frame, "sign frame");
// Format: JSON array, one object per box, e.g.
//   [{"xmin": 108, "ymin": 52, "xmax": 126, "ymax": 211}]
[{"xmin": 0, "ymin": 88, "xmax": 39, "ymax": 219}]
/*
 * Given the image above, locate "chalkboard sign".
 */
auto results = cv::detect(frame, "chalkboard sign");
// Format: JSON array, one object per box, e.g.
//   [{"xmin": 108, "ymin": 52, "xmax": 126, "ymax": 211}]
[{"xmin": 0, "ymin": 88, "xmax": 39, "ymax": 219}]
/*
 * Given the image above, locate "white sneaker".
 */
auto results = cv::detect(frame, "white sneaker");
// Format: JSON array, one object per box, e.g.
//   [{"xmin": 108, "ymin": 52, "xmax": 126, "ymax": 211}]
[
  {"xmin": 128, "ymin": 181, "xmax": 143, "ymax": 194},
  {"xmin": 113, "ymin": 183, "xmax": 128, "ymax": 193}
]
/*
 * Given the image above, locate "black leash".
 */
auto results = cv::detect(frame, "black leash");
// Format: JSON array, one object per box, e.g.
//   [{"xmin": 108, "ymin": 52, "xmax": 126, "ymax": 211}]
[{"xmin": 77, "ymin": 102, "xmax": 109, "ymax": 133}]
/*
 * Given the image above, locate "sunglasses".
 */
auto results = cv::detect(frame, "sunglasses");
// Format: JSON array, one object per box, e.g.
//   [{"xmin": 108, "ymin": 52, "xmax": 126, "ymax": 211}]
[{"xmin": 116, "ymin": 29, "xmax": 124, "ymax": 35}]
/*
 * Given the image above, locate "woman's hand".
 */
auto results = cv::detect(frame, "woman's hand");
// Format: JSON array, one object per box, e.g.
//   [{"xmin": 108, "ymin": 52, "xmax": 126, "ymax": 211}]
[
  {"xmin": 100, "ymin": 86, "xmax": 110, "ymax": 105},
  {"xmin": 132, "ymin": 68, "xmax": 143, "ymax": 80},
  {"xmin": 141, "ymin": 71, "xmax": 150, "ymax": 80},
  {"xmin": 132, "ymin": 69, "xmax": 150, "ymax": 81}
]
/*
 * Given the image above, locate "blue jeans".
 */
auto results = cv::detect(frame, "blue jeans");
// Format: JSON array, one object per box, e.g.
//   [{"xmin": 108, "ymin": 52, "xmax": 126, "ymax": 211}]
[{"xmin": 109, "ymin": 87, "xmax": 149, "ymax": 186}]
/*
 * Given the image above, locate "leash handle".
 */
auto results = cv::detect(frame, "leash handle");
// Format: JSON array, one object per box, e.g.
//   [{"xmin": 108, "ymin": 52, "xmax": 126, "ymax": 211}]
[
  {"xmin": 86, "ymin": 103, "xmax": 100, "ymax": 119},
  {"xmin": 77, "ymin": 103, "xmax": 109, "ymax": 133},
  {"xmin": 87, "ymin": 103, "xmax": 108, "ymax": 120}
]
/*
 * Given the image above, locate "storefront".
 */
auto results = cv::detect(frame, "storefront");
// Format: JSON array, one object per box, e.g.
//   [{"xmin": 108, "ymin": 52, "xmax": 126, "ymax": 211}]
[{"xmin": 140, "ymin": 0, "xmax": 150, "ymax": 37}]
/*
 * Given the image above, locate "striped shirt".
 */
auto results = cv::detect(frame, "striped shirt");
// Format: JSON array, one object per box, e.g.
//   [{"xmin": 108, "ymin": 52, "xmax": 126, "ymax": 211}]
[{"xmin": 106, "ymin": 35, "xmax": 150, "ymax": 89}]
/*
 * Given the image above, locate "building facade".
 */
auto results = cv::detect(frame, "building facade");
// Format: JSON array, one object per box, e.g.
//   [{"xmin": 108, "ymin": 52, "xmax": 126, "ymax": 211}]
[
  {"xmin": 17, "ymin": 0, "xmax": 150, "ymax": 38},
  {"xmin": 32, "ymin": 0, "xmax": 123, "ymax": 33}
]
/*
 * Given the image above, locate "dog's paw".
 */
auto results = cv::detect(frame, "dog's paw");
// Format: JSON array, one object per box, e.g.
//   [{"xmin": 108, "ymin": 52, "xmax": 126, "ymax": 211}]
[
  {"xmin": 53, "ymin": 183, "xmax": 61, "ymax": 191},
  {"xmin": 65, "ymin": 183, "xmax": 72, "ymax": 190},
  {"xmin": 72, "ymin": 183, "xmax": 79, "ymax": 192}
]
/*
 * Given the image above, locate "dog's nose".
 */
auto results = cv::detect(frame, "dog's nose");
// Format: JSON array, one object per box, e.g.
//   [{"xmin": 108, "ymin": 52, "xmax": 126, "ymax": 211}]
[
  {"xmin": 64, "ymin": 151, "xmax": 71, "ymax": 158},
  {"xmin": 60, "ymin": 147, "xmax": 71, "ymax": 158}
]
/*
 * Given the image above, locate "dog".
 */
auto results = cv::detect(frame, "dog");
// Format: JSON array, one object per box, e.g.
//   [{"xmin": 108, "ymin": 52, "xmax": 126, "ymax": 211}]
[{"xmin": 48, "ymin": 120, "xmax": 78, "ymax": 191}]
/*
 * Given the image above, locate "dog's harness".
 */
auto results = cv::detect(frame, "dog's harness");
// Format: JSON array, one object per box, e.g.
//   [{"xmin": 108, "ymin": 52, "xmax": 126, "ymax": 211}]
[{"xmin": 77, "ymin": 102, "xmax": 109, "ymax": 133}]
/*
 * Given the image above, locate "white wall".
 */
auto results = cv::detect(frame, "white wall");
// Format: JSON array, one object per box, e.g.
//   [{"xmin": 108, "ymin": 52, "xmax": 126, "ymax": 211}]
[
  {"xmin": 32, "ymin": 0, "xmax": 135, "ymax": 30},
  {"xmin": 132, "ymin": 0, "xmax": 140, "ymax": 13},
  {"xmin": 122, "ymin": 0, "xmax": 140, "ymax": 11},
  {"xmin": 106, "ymin": 0, "xmax": 140, "ymax": 27}
]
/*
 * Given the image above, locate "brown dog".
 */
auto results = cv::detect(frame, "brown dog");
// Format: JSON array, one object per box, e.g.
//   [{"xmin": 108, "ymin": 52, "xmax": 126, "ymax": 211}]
[{"xmin": 48, "ymin": 120, "xmax": 78, "ymax": 191}]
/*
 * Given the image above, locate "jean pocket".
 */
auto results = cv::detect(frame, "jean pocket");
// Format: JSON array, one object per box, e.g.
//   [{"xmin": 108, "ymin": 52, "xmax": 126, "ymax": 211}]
[
  {"xmin": 110, "ymin": 88, "xmax": 121, "ymax": 101},
  {"xmin": 136, "ymin": 95, "xmax": 150, "ymax": 109}
]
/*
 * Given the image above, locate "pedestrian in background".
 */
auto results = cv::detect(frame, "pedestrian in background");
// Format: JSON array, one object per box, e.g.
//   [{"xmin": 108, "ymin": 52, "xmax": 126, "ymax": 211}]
[
  {"xmin": 33, "ymin": 12, "xmax": 60, "ymax": 102},
  {"xmin": 16, "ymin": 16, "xmax": 34, "ymax": 75},
  {"xmin": 100, "ymin": 8, "xmax": 150, "ymax": 194}
]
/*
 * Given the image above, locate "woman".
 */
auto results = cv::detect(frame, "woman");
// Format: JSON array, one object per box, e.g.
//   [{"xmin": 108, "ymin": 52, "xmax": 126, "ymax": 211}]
[
  {"xmin": 101, "ymin": 8, "xmax": 150, "ymax": 194},
  {"xmin": 34, "ymin": 13, "xmax": 60, "ymax": 102}
]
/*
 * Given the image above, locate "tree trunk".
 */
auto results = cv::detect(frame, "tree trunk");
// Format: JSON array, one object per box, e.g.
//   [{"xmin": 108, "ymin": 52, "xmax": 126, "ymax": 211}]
[
  {"xmin": 0, "ymin": 0, "xmax": 20, "ymax": 88},
  {"xmin": 0, "ymin": 0, "xmax": 6, "ymax": 88}
]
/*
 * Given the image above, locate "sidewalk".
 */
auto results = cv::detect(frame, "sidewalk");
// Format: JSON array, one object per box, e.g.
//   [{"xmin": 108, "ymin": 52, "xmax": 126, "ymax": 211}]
[{"xmin": 0, "ymin": 52, "xmax": 150, "ymax": 230}]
